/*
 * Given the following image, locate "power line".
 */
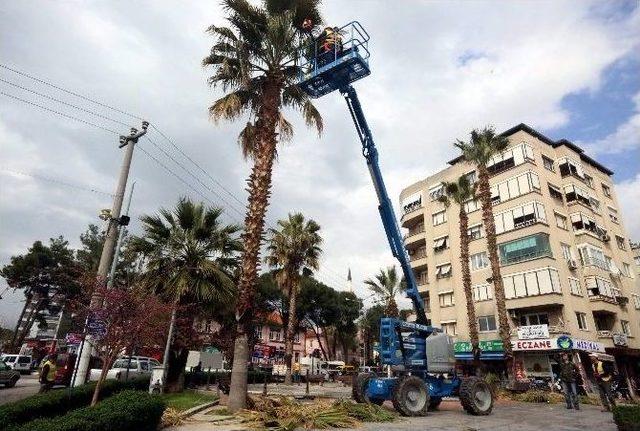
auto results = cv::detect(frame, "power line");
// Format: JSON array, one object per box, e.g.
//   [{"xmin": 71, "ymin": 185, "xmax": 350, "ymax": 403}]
[
  {"xmin": 1, "ymin": 168, "xmax": 115, "ymax": 197},
  {"xmin": 0, "ymin": 63, "xmax": 144, "ymax": 121},
  {"xmin": 0, "ymin": 78, "xmax": 133, "ymax": 128},
  {"xmin": 0, "ymin": 91, "xmax": 120, "ymax": 135}
]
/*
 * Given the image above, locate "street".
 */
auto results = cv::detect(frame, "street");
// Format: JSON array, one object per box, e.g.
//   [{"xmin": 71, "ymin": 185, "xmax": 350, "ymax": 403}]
[
  {"xmin": 0, "ymin": 373, "xmax": 40, "ymax": 405},
  {"xmin": 172, "ymin": 399, "xmax": 618, "ymax": 431}
]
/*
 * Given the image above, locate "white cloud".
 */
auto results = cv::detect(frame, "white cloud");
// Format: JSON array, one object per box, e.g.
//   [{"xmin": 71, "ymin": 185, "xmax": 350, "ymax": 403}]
[{"xmin": 616, "ymin": 173, "xmax": 640, "ymax": 241}]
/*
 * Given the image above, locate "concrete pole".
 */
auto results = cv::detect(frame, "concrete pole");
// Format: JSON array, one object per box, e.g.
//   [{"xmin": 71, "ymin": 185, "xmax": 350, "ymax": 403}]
[
  {"xmin": 160, "ymin": 303, "xmax": 178, "ymax": 393},
  {"xmin": 106, "ymin": 182, "xmax": 136, "ymax": 289},
  {"xmin": 72, "ymin": 122, "xmax": 147, "ymax": 387}
]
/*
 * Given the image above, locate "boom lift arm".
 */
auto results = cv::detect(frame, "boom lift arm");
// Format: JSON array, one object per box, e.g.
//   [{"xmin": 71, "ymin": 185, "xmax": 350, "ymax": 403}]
[{"xmin": 340, "ymin": 85, "xmax": 427, "ymax": 325}]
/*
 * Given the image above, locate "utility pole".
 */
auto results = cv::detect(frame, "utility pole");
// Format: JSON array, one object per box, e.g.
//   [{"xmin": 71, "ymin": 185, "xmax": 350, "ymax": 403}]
[
  {"xmin": 72, "ymin": 121, "xmax": 147, "ymax": 387},
  {"xmin": 106, "ymin": 182, "xmax": 136, "ymax": 289}
]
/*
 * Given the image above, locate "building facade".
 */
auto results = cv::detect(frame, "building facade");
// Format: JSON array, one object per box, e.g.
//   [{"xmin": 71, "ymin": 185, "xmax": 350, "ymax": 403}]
[
  {"xmin": 399, "ymin": 124, "xmax": 640, "ymax": 386},
  {"xmin": 252, "ymin": 311, "xmax": 308, "ymax": 366}
]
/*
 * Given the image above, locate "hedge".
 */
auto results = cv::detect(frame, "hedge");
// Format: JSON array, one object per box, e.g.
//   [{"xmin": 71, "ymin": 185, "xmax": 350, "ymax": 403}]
[
  {"xmin": 185, "ymin": 370, "xmax": 270, "ymax": 387},
  {"xmin": 0, "ymin": 377, "xmax": 150, "ymax": 431},
  {"xmin": 6, "ymin": 390, "xmax": 165, "ymax": 431},
  {"xmin": 613, "ymin": 405, "xmax": 640, "ymax": 431}
]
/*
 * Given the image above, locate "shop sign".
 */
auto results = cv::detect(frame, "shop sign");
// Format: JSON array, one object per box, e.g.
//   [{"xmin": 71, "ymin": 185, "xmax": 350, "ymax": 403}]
[
  {"xmin": 512, "ymin": 338, "xmax": 556, "ymax": 351},
  {"xmin": 65, "ymin": 333, "xmax": 83, "ymax": 345},
  {"xmin": 613, "ymin": 333, "xmax": 628, "ymax": 347},
  {"xmin": 573, "ymin": 339, "xmax": 605, "ymax": 353},
  {"xmin": 454, "ymin": 340, "xmax": 504, "ymax": 353},
  {"xmin": 517, "ymin": 324, "xmax": 549, "ymax": 340},
  {"xmin": 556, "ymin": 335, "xmax": 573, "ymax": 350}
]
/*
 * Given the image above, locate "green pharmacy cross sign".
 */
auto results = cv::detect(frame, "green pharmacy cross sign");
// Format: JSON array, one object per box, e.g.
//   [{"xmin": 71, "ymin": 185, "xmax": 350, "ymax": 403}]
[{"xmin": 454, "ymin": 340, "xmax": 504, "ymax": 353}]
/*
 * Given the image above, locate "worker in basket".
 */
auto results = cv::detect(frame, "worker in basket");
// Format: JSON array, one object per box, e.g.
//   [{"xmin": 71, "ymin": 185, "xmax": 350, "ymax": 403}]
[{"xmin": 301, "ymin": 19, "xmax": 343, "ymax": 68}]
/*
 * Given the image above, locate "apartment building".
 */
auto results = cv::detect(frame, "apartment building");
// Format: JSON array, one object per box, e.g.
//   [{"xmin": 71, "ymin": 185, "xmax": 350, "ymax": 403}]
[{"xmin": 399, "ymin": 123, "xmax": 640, "ymax": 385}]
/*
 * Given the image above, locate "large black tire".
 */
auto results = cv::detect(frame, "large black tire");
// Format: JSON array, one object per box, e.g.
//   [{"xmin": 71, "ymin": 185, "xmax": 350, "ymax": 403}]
[
  {"xmin": 6, "ymin": 376, "xmax": 19, "ymax": 388},
  {"xmin": 392, "ymin": 375, "xmax": 429, "ymax": 416},
  {"xmin": 428, "ymin": 397, "xmax": 442, "ymax": 411},
  {"xmin": 352, "ymin": 373, "xmax": 384, "ymax": 405},
  {"xmin": 459, "ymin": 376, "xmax": 494, "ymax": 416}
]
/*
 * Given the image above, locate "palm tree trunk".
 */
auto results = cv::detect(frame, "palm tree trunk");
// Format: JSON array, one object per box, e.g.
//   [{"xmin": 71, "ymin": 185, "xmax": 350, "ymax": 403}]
[
  {"xmin": 161, "ymin": 300, "xmax": 178, "ymax": 393},
  {"xmin": 459, "ymin": 208, "xmax": 480, "ymax": 367},
  {"xmin": 312, "ymin": 326, "xmax": 328, "ymax": 361},
  {"xmin": 385, "ymin": 298, "xmax": 398, "ymax": 318},
  {"xmin": 477, "ymin": 166, "xmax": 513, "ymax": 366},
  {"xmin": 283, "ymin": 279, "xmax": 299, "ymax": 385},
  {"xmin": 228, "ymin": 77, "xmax": 282, "ymax": 413}
]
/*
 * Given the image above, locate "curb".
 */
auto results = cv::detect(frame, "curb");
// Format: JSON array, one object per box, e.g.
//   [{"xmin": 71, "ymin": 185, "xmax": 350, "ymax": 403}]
[{"xmin": 180, "ymin": 399, "xmax": 220, "ymax": 418}]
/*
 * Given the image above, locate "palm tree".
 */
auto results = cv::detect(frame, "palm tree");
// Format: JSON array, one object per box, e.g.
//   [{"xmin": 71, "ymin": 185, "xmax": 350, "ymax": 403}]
[
  {"xmin": 364, "ymin": 266, "xmax": 405, "ymax": 317},
  {"xmin": 265, "ymin": 213, "xmax": 322, "ymax": 385},
  {"xmin": 438, "ymin": 176, "xmax": 481, "ymax": 362},
  {"xmin": 454, "ymin": 127, "xmax": 513, "ymax": 362},
  {"xmin": 203, "ymin": 0, "xmax": 323, "ymax": 411},
  {"xmin": 131, "ymin": 198, "xmax": 241, "ymax": 391}
]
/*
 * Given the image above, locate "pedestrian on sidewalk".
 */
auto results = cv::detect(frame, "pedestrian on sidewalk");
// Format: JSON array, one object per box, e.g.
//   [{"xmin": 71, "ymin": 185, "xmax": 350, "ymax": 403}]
[
  {"xmin": 38, "ymin": 354, "xmax": 57, "ymax": 393},
  {"xmin": 557, "ymin": 353, "xmax": 580, "ymax": 410},
  {"xmin": 589, "ymin": 353, "xmax": 616, "ymax": 412}
]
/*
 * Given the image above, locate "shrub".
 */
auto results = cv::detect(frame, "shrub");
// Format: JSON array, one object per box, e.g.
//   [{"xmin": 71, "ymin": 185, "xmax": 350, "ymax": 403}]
[
  {"xmin": 0, "ymin": 377, "xmax": 150, "ymax": 431},
  {"xmin": 613, "ymin": 405, "xmax": 640, "ymax": 431},
  {"xmin": 7, "ymin": 390, "xmax": 165, "ymax": 431}
]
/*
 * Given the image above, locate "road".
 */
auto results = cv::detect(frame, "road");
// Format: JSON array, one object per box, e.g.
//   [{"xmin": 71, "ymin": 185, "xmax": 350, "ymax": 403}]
[{"xmin": 0, "ymin": 373, "xmax": 41, "ymax": 405}]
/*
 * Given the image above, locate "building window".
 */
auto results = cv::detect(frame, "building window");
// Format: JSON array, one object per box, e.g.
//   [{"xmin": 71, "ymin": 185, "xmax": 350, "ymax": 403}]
[
  {"xmin": 470, "ymin": 252, "xmax": 489, "ymax": 271},
  {"xmin": 269, "ymin": 328, "xmax": 281, "ymax": 341},
  {"xmin": 463, "ymin": 170, "xmax": 477, "ymax": 184},
  {"xmin": 409, "ymin": 246, "xmax": 427, "ymax": 261},
  {"xmin": 473, "ymin": 283, "xmax": 492, "ymax": 301},
  {"xmin": 568, "ymin": 277, "xmax": 582, "ymax": 296},
  {"xmin": 433, "ymin": 235, "xmax": 449, "ymax": 252},
  {"xmin": 621, "ymin": 320, "xmax": 631, "ymax": 336},
  {"xmin": 467, "ymin": 224, "xmax": 484, "ymax": 240},
  {"xmin": 583, "ymin": 174, "xmax": 594, "ymax": 188},
  {"xmin": 498, "ymin": 233, "xmax": 552, "ymax": 265},
  {"xmin": 560, "ymin": 243, "xmax": 573, "ymax": 261},
  {"xmin": 494, "ymin": 201, "xmax": 547, "ymax": 234},
  {"xmin": 622, "ymin": 262, "xmax": 632, "ymax": 278},
  {"xmin": 578, "ymin": 244, "xmax": 609, "ymax": 271},
  {"xmin": 608, "ymin": 206, "xmax": 619, "ymax": 224},
  {"xmin": 435, "ymin": 263, "xmax": 452, "ymax": 279},
  {"xmin": 417, "ymin": 270, "xmax": 428, "ymax": 285},
  {"xmin": 294, "ymin": 332, "xmax": 300, "ymax": 343},
  {"xmin": 438, "ymin": 291, "xmax": 455, "ymax": 307},
  {"xmin": 478, "ymin": 315, "xmax": 497, "ymax": 332},
  {"xmin": 558, "ymin": 157, "xmax": 585, "ymax": 179},
  {"xmin": 401, "ymin": 192, "xmax": 422, "ymax": 215},
  {"xmin": 432, "ymin": 210, "xmax": 447, "ymax": 226},
  {"xmin": 632, "ymin": 294, "xmax": 640, "ymax": 310},
  {"xmin": 548, "ymin": 183, "xmax": 563, "ymax": 201},
  {"xmin": 602, "ymin": 183, "xmax": 611, "ymax": 198},
  {"xmin": 503, "ymin": 267, "xmax": 562, "ymax": 299},
  {"xmin": 564, "ymin": 184, "xmax": 591, "ymax": 207},
  {"xmin": 440, "ymin": 321, "xmax": 457, "ymax": 335},
  {"xmin": 555, "ymin": 212, "xmax": 568, "ymax": 230},
  {"xmin": 464, "ymin": 198, "xmax": 480, "ymax": 213},
  {"xmin": 589, "ymin": 197, "xmax": 601, "ymax": 214},
  {"xmin": 486, "ymin": 142, "xmax": 534, "ymax": 175},
  {"xmin": 576, "ymin": 312, "xmax": 588, "ymax": 330},
  {"xmin": 255, "ymin": 326, "xmax": 263, "ymax": 340},
  {"xmin": 615, "ymin": 235, "xmax": 626, "ymax": 250},
  {"xmin": 490, "ymin": 171, "xmax": 541, "ymax": 205},
  {"xmin": 570, "ymin": 212, "xmax": 607, "ymax": 239},
  {"xmin": 519, "ymin": 312, "xmax": 549, "ymax": 326},
  {"xmin": 429, "ymin": 183, "xmax": 444, "ymax": 201},
  {"xmin": 542, "ymin": 155, "xmax": 555, "ymax": 172},
  {"xmin": 585, "ymin": 276, "xmax": 620, "ymax": 299}
]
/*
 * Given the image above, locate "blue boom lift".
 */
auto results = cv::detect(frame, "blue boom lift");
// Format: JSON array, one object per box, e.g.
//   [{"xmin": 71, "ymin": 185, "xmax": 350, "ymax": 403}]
[{"xmin": 297, "ymin": 22, "xmax": 494, "ymax": 416}]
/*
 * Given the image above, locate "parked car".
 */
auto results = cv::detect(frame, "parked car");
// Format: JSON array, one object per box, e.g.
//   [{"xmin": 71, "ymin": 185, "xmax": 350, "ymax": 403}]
[
  {"xmin": 0, "ymin": 360, "xmax": 21, "ymax": 387},
  {"xmin": 88, "ymin": 356, "xmax": 160, "ymax": 382},
  {"xmin": 1, "ymin": 354, "xmax": 32, "ymax": 374}
]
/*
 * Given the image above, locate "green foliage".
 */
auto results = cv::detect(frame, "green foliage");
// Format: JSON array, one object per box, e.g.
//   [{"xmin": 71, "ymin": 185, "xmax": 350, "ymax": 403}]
[
  {"xmin": 0, "ymin": 377, "xmax": 149, "ymax": 430},
  {"xmin": 613, "ymin": 405, "xmax": 640, "ymax": 431},
  {"xmin": 7, "ymin": 390, "xmax": 165, "ymax": 431},
  {"xmin": 160, "ymin": 389, "xmax": 218, "ymax": 412},
  {"xmin": 364, "ymin": 266, "xmax": 403, "ymax": 317}
]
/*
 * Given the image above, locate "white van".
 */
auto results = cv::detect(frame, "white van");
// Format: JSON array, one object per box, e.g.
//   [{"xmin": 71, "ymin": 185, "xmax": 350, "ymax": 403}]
[{"xmin": 1, "ymin": 354, "xmax": 32, "ymax": 374}]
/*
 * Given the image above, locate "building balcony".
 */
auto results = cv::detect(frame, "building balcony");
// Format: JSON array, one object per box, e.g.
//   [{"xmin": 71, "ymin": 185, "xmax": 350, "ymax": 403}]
[
  {"xmin": 404, "ymin": 232, "xmax": 426, "ymax": 248},
  {"xmin": 581, "ymin": 256, "xmax": 610, "ymax": 272},
  {"xmin": 401, "ymin": 208, "xmax": 424, "ymax": 228}
]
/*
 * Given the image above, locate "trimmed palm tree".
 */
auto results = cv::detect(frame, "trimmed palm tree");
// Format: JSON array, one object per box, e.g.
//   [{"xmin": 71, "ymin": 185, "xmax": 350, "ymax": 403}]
[
  {"xmin": 265, "ymin": 213, "xmax": 322, "ymax": 385},
  {"xmin": 131, "ymin": 198, "xmax": 241, "ymax": 392},
  {"xmin": 203, "ymin": 0, "xmax": 323, "ymax": 411},
  {"xmin": 364, "ymin": 266, "xmax": 405, "ymax": 317},
  {"xmin": 454, "ymin": 127, "xmax": 513, "ymax": 361},
  {"xmin": 438, "ymin": 176, "xmax": 481, "ymax": 362}
]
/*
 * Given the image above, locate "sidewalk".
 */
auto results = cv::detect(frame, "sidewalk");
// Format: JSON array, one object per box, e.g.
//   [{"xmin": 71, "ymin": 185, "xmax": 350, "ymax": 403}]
[{"xmin": 246, "ymin": 381, "xmax": 352, "ymax": 399}]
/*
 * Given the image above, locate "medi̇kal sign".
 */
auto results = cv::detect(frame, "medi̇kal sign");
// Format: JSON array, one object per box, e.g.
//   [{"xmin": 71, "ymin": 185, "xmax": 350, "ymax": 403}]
[{"xmin": 512, "ymin": 336, "xmax": 605, "ymax": 352}]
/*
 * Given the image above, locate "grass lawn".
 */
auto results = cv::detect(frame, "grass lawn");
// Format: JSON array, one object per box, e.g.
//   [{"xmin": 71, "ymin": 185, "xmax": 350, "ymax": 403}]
[{"xmin": 161, "ymin": 390, "xmax": 218, "ymax": 411}]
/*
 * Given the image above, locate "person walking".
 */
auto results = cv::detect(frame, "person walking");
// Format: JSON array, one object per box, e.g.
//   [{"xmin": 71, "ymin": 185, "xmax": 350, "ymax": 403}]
[
  {"xmin": 557, "ymin": 353, "xmax": 580, "ymax": 410},
  {"xmin": 590, "ymin": 353, "xmax": 616, "ymax": 412},
  {"xmin": 38, "ymin": 354, "xmax": 57, "ymax": 393}
]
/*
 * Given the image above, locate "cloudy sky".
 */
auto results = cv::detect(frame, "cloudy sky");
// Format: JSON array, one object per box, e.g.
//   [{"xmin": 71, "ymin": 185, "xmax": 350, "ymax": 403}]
[{"xmin": 1, "ymin": 0, "xmax": 639, "ymax": 327}]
